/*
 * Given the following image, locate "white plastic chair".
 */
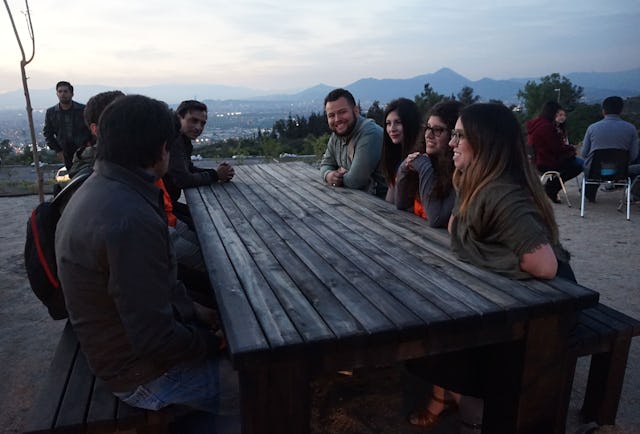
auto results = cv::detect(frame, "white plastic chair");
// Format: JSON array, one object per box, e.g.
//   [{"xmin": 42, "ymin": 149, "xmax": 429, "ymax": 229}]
[{"xmin": 540, "ymin": 171, "xmax": 571, "ymax": 207}]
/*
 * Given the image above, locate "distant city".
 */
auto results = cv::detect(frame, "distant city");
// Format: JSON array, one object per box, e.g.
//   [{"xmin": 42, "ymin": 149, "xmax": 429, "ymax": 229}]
[
  {"xmin": 0, "ymin": 101, "xmax": 319, "ymax": 154},
  {"xmin": 2, "ymin": 67, "xmax": 639, "ymax": 154}
]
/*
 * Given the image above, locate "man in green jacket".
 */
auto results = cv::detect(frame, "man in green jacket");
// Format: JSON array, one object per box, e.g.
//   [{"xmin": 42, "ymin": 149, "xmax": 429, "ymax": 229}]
[{"xmin": 320, "ymin": 88, "xmax": 386, "ymax": 198}]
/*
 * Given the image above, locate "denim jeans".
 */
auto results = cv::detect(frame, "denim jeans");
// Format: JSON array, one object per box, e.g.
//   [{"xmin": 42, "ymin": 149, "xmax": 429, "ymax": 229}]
[{"xmin": 114, "ymin": 357, "xmax": 238, "ymax": 416}]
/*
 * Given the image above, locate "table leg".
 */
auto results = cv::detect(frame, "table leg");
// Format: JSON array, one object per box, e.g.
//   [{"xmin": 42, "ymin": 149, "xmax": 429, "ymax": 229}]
[
  {"xmin": 484, "ymin": 315, "xmax": 573, "ymax": 434},
  {"xmin": 238, "ymin": 359, "xmax": 311, "ymax": 434}
]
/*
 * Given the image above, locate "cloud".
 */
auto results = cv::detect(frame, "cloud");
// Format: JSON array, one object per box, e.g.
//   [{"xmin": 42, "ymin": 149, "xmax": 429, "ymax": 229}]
[{"xmin": 1, "ymin": 0, "xmax": 638, "ymax": 93}]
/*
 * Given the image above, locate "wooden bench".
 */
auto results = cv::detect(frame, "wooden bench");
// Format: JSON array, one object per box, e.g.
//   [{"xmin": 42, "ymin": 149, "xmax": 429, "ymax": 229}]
[
  {"xmin": 24, "ymin": 322, "xmax": 175, "ymax": 434},
  {"xmin": 562, "ymin": 303, "xmax": 640, "ymax": 428}
]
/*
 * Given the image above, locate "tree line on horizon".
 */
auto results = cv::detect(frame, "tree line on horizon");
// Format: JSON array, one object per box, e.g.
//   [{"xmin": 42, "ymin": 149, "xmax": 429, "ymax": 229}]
[
  {"xmin": 1, "ymin": 73, "xmax": 639, "ymax": 166},
  {"xmin": 190, "ymin": 73, "xmax": 640, "ymax": 161}
]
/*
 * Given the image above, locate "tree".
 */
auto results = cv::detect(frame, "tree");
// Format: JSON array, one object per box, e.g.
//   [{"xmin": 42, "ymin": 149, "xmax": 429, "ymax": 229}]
[
  {"xmin": 303, "ymin": 134, "xmax": 330, "ymax": 158},
  {"xmin": 414, "ymin": 83, "xmax": 446, "ymax": 115},
  {"xmin": 4, "ymin": 0, "xmax": 43, "ymax": 202},
  {"xmin": 457, "ymin": 86, "xmax": 480, "ymax": 105},
  {"xmin": 565, "ymin": 103, "xmax": 601, "ymax": 146},
  {"xmin": 261, "ymin": 137, "xmax": 283, "ymax": 158},
  {"xmin": 366, "ymin": 101, "xmax": 384, "ymax": 127},
  {"xmin": 517, "ymin": 73, "xmax": 584, "ymax": 116}
]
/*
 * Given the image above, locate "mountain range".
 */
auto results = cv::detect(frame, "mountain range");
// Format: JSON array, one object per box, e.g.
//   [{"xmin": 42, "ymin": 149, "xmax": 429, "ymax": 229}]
[{"xmin": 1, "ymin": 67, "xmax": 639, "ymax": 111}]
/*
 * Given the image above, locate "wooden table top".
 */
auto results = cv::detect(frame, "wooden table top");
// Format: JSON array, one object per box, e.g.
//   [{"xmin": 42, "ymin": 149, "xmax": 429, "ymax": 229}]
[{"xmin": 185, "ymin": 161, "xmax": 599, "ymax": 367}]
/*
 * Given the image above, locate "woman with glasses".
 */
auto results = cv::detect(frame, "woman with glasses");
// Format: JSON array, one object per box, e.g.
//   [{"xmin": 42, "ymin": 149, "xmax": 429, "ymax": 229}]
[
  {"xmin": 409, "ymin": 103, "xmax": 574, "ymax": 432},
  {"xmin": 380, "ymin": 98, "xmax": 423, "ymax": 203},
  {"xmin": 395, "ymin": 100, "xmax": 462, "ymax": 227}
]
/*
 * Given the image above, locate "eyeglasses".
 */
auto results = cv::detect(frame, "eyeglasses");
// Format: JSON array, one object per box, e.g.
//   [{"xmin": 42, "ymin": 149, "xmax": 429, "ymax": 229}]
[
  {"xmin": 424, "ymin": 125, "xmax": 448, "ymax": 138},
  {"xmin": 450, "ymin": 129, "xmax": 466, "ymax": 142}
]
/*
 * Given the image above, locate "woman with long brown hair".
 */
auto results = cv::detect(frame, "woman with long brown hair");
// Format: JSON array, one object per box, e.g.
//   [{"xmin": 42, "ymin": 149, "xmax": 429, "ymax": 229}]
[
  {"xmin": 409, "ymin": 103, "xmax": 574, "ymax": 432},
  {"xmin": 395, "ymin": 100, "xmax": 462, "ymax": 227}
]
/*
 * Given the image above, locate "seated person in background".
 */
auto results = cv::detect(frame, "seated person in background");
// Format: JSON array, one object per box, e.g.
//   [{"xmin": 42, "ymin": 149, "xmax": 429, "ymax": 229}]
[
  {"xmin": 581, "ymin": 95, "xmax": 639, "ymax": 202},
  {"xmin": 379, "ymin": 98, "xmax": 423, "ymax": 203},
  {"xmin": 68, "ymin": 91, "xmax": 207, "ymax": 277},
  {"xmin": 408, "ymin": 103, "xmax": 575, "ymax": 432},
  {"xmin": 163, "ymin": 100, "xmax": 235, "ymax": 222},
  {"xmin": 55, "ymin": 95, "xmax": 237, "ymax": 417},
  {"xmin": 526, "ymin": 101, "xmax": 583, "ymax": 203},
  {"xmin": 68, "ymin": 90, "xmax": 125, "ymax": 178},
  {"xmin": 319, "ymin": 88, "xmax": 386, "ymax": 198},
  {"xmin": 395, "ymin": 100, "xmax": 462, "ymax": 228}
]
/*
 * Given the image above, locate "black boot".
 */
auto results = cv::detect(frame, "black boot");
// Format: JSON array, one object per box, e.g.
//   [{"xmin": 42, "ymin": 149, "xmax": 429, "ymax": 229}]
[{"xmin": 544, "ymin": 181, "xmax": 561, "ymax": 203}]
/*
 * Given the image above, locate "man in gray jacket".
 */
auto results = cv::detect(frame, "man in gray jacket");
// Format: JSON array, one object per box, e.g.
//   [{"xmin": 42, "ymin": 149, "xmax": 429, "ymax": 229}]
[
  {"xmin": 320, "ymin": 88, "xmax": 386, "ymax": 198},
  {"xmin": 55, "ymin": 95, "xmax": 237, "ymax": 416}
]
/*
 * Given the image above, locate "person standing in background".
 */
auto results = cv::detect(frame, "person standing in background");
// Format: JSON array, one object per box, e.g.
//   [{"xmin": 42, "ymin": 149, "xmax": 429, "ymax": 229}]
[{"xmin": 43, "ymin": 81, "xmax": 92, "ymax": 169}]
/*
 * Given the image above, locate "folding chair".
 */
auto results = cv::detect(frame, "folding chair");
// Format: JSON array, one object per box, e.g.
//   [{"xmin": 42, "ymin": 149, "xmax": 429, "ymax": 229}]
[
  {"xmin": 540, "ymin": 171, "xmax": 571, "ymax": 207},
  {"xmin": 580, "ymin": 149, "xmax": 631, "ymax": 220}
]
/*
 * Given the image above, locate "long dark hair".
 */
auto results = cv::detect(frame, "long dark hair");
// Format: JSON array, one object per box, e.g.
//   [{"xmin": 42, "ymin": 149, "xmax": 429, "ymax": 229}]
[
  {"xmin": 380, "ymin": 98, "xmax": 422, "ymax": 185},
  {"xmin": 427, "ymin": 100, "xmax": 463, "ymax": 199},
  {"xmin": 453, "ymin": 103, "xmax": 559, "ymax": 243}
]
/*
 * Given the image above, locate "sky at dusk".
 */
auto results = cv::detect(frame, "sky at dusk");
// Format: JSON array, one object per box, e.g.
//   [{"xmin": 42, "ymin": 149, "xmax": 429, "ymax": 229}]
[{"xmin": 1, "ymin": 0, "xmax": 639, "ymax": 94}]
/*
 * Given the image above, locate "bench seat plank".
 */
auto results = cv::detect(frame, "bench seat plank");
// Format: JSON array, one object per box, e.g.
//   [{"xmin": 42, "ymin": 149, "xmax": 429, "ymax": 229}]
[{"xmin": 24, "ymin": 322, "xmax": 78, "ymax": 433}]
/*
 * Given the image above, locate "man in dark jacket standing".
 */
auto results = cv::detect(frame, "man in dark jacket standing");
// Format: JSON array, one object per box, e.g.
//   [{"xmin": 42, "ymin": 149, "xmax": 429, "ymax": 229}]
[
  {"xmin": 55, "ymin": 95, "xmax": 237, "ymax": 416},
  {"xmin": 43, "ymin": 81, "xmax": 92, "ymax": 169}
]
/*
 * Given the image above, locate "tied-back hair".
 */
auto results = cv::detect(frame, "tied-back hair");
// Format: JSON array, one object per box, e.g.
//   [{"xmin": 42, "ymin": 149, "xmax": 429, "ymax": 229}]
[
  {"xmin": 453, "ymin": 103, "xmax": 559, "ymax": 243},
  {"xmin": 381, "ymin": 98, "xmax": 422, "ymax": 185},
  {"xmin": 427, "ymin": 100, "xmax": 463, "ymax": 199}
]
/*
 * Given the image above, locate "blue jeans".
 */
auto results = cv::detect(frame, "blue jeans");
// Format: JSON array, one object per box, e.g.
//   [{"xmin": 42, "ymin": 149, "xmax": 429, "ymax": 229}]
[{"xmin": 114, "ymin": 357, "xmax": 239, "ymax": 416}]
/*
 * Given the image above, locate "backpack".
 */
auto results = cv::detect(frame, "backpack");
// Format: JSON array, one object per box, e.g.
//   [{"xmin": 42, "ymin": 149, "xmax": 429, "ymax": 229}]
[{"xmin": 24, "ymin": 171, "xmax": 90, "ymax": 320}]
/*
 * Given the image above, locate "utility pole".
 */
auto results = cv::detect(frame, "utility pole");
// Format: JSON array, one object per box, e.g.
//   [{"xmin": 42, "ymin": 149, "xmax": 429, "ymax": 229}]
[{"xmin": 554, "ymin": 88, "xmax": 561, "ymax": 103}]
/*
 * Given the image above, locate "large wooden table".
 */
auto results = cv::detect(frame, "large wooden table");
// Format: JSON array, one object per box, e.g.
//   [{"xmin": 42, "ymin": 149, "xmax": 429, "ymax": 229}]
[{"xmin": 185, "ymin": 161, "xmax": 599, "ymax": 434}]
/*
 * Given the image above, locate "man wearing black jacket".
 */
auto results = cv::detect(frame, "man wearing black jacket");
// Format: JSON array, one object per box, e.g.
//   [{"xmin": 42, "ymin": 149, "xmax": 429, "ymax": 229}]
[
  {"xmin": 43, "ymin": 81, "xmax": 92, "ymax": 169},
  {"xmin": 56, "ymin": 95, "xmax": 237, "ymax": 415},
  {"xmin": 163, "ymin": 100, "xmax": 235, "ymax": 203}
]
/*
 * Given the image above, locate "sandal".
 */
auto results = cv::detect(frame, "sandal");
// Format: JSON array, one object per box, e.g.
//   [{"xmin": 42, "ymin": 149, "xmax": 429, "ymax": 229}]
[{"xmin": 408, "ymin": 395, "xmax": 457, "ymax": 428}]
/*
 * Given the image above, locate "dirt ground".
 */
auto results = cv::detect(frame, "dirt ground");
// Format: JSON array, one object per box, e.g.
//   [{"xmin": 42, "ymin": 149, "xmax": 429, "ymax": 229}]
[{"xmin": 1, "ymin": 178, "xmax": 639, "ymax": 434}]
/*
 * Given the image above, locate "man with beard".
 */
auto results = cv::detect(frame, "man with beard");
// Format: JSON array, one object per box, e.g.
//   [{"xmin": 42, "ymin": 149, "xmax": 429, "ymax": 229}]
[
  {"xmin": 320, "ymin": 88, "xmax": 386, "ymax": 198},
  {"xmin": 43, "ymin": 81, "xmax": 92, "ymax": 169}
]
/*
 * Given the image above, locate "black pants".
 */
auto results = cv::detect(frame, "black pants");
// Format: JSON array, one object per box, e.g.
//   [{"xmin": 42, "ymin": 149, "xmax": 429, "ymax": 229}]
[{"xmin": 538, "ymin": 156, "xmax": 583, "ymax": 196}]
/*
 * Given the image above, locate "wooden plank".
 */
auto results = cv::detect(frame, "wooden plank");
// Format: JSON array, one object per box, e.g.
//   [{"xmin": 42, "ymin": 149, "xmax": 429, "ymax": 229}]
[
  {"xmin": 202, "ymin": 182, "xmax": 304, "ymax": 350},
  {"xmin": 186, "ymin": 187, "xmax": 269, "ymax": 360},
  {"xmin": 229, "ymin": 170, "xmax": 396, "ymax": 335},
  {"xmin": 594, "ymin": 303, "xmax": 640, "ymax": 335},
  {"xmin": 212, "ymin": 178, "xmax": 357, "ymax": 341},
  {"xmin": 274, "ymin": 162, "xmax": 594, "ymax": 317},
  {"xmin": 257, "ymin": 164, "xmax": 516, "ymax": 319},
  {"xmin": 54, "ymin": 346, "xmax": 95, "ymax": 431},
  {"xmin": 85, "ymin": 376, "xmax": 118, "ymax": 431},
  {"xmin": 24, "ymin": 322, "xmax": 78, "ymax": 434},
  {"xmin": 237, "ymin": 169, "xmax": 424, "ymax": 331}
]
